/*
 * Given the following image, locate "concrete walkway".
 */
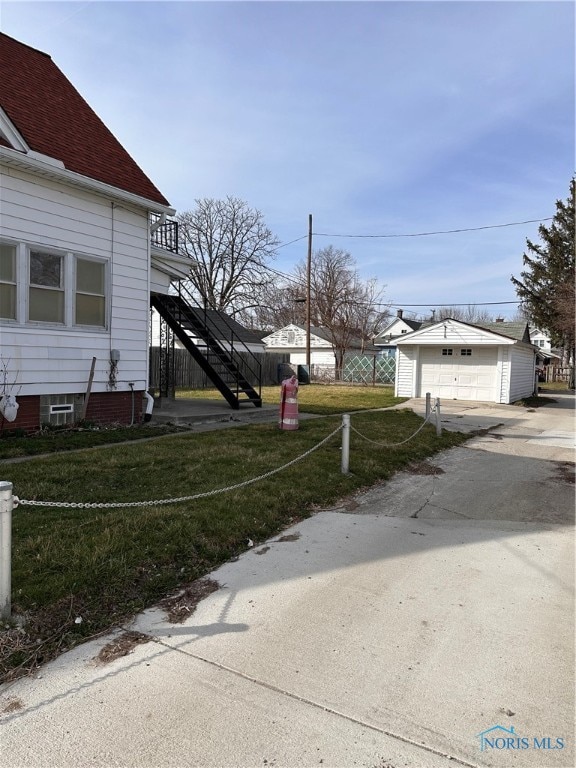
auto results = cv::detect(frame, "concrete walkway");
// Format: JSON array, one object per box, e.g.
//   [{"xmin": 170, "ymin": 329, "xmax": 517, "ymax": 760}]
[{"xmin": 1, "ymin": 393, "xmax": 574, "ymax": 768}]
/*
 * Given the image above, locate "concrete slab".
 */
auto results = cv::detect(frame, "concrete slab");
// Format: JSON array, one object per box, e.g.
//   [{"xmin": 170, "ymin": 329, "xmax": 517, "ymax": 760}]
[{"xmin": 1, "ymin": 392, "xmax": 574, "ymax": 768}]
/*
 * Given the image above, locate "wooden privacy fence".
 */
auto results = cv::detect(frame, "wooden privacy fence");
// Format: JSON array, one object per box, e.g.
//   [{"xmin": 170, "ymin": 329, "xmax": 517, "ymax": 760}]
[
  {"xmin": 149, "ymin": 347, "xmax": 290, "ymax": 390},
  {"xmin": 545, "ymin": 366, "xmax": 573, "ymax": 383}
]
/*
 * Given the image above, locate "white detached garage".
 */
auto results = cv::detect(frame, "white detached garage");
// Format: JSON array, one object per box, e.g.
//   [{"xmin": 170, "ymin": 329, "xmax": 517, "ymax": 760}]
[{"xmin": 394, "ymin": 319, "xmax": 537, "ymax": 404}]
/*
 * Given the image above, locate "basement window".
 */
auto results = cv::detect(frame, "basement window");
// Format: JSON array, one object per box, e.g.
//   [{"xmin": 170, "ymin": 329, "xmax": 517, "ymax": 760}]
[
  {"xmin": 441, "ymin": 348, "xmax": 453, "ymax": 356},
  {"xmin": 460, "ymin": 349, "xmax": 472, "ymax": 356}
]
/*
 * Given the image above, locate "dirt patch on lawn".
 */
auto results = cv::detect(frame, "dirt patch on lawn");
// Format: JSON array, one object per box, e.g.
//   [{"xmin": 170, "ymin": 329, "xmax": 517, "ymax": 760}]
[
  {"xmin": 96, "ymin": 631, "xmax": 150, "ymax": 665},
  {"xmin": 159, "ymin": 577, "xmax": 220, "ymax": 624},
  {"xmin": 405, "ymin": 461, "xmax": 445, "ymax": 475},
  {"xmin": 553, "ymin": 461, "xmax": 575, "ymax": 485}
]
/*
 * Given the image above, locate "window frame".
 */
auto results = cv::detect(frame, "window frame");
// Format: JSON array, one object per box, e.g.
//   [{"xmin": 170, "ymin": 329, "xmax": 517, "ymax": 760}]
[
  {"xmin": 74, "ymin": 255, "xmax": 108, "ymax": 328},
  {"xmin": 0, "ymin": 242, "xmax": 18, "ymax": 321},
  {"xmin": 28, "ymin": 249, "xmax": 66, "ymax": 324},
  {"xmin": 0, "ymin": 242, "xmax": 109, "ymax": 332},
  {"xmin": 441, "ymin": 348, "xmax": 453, "ymax": 356}
]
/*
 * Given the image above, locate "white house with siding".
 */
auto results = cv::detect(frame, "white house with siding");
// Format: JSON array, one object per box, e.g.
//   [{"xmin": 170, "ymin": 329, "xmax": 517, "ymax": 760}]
[
  {"xmin": 262, "ymin": 323, "xmax": 379, "ymax": 379},
  {"xmin": 394, "ymin": 318, "xmax": 537, "ymax": 404},
  {"xmin": 0, "ymin": 33, "xmax": 188, "ymax": 430}
]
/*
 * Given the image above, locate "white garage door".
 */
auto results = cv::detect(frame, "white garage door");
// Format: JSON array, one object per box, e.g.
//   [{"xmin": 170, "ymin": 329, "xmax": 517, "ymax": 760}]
[{"xmin": 418, "ymin": 346, "xmax": 498, "ymax": 401}]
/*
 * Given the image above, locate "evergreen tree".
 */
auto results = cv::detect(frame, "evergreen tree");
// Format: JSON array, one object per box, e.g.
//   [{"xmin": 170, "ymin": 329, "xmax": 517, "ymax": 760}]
[{"xmin": 511, "ymin": 180, "xmax": 575, "ymax": 375}]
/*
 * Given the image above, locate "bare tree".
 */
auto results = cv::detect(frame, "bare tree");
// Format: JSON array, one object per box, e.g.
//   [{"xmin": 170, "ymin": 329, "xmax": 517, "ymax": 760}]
[
  {"xmin": 248, "ymin": 282, "xmax": 306, "ymax": 331},
  {"xmin": 301, "ymin": 246, "xmax": 389, "ymax": 374},
  {"xmin": 434, "ymin": 305, "xmax": 494, "ymax": 325},
  {"xmin": 177, "ymin": 197, "xmax": 280, "ymax": 314}
]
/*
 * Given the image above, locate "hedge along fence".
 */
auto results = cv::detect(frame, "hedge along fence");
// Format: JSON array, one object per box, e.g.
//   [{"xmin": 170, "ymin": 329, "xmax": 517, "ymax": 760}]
[{"xmin": 149, "ymin": 347, "xmax": 291, "ymax": 390}]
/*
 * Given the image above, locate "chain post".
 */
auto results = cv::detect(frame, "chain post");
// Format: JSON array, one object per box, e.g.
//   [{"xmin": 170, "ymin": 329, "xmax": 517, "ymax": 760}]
[
  {"xmin": 425, "ymin": 392, "xmax": 431, "ymax": 420},
  {"xmin": 341, "ymin": 414, "xmax": 350, "ymax": 474},
  {"xmin": 435, "ymin": 398, "xmax": 442, "ymax": 436},
  {"xmin": 0, "ymin": 481, "xmax": 13, "ymax": 620}
]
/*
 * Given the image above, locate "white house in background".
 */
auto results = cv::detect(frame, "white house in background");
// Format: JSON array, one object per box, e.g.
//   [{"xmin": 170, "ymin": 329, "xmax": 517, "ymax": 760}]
[
  {"xmin": 373, "ymin": 309, "xmax": 425, "ymax": 357},
  {"xmin": 262, "ymin": 323, "xmax": 378, "ymax": 378},
  {"xmin": 262, "ymin": 324, "xmax": 335, "ymax": 375},
  {"xmin": 394, "ymin": 318, "xmax": 537, "ymax": 403},
  {"xmin": 0, "ymin": 33, "xmax": 189, "ymax": 431},
  {"xmin": 529, "ymin": 327, "xmax": 553, "ymax": 353}
]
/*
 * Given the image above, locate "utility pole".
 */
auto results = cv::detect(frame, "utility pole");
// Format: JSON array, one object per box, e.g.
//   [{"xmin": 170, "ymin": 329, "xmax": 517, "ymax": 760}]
[{"xmin": 306, "ymin": 213, "xmax": 312, "ymax": 372}]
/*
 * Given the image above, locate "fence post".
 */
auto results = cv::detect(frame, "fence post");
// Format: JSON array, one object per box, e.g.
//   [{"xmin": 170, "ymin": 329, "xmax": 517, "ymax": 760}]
[
  {"xmin": 435, "ymin": 398, "xmax": 442, "ymax": 436},
  {"xmin": 341, "ymin": 414, "xmax": 350, "ymax": 474},
  {"xmin": 425, "ymin": 392, "xmax": 431, "ymax": 420},
  {"xmin": 0, "ymin": 481, "xmax": 13, "ymax": 620}
]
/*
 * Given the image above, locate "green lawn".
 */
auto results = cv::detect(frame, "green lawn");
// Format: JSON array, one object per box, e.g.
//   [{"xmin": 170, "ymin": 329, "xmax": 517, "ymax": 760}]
[
  {"xmin": 1, "ymin": 403, "xmax": 467, "ymax": 682},
  {"xmin": 177, "ymin": 383, "xmax": 405, "ymax": 414}
]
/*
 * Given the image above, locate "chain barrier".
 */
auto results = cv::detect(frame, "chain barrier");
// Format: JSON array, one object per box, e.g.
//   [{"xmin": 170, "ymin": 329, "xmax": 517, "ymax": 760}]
[
  {"xmin": 15, "ymin": 424, "xmax": 343, "ymax": 511},
  {"xmin": 348, "ymin": 405, "xmax": 437, "ymax": 448}
]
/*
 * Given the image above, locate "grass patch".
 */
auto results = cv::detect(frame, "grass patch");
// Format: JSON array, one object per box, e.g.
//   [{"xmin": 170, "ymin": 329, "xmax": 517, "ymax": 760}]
[
  {"xmin": 1, "ymin": 409, "xmax": 468, "ymax": 682},
  {"xmin": 0, "ymin": 423, "xmax": 191, "ymax": 461},
  {"xmin": 539, "ymin": 381, "xmax": 572, "ymax": 391},
  {"xmin": 177, "ymin": 383, "xmax": 406, "ymax": 414}
]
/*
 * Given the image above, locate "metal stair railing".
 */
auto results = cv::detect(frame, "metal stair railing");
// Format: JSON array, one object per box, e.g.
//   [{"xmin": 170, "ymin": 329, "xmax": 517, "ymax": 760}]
[{"xmin": 175, "ymin": 282, "xmax": 262, "ymax": 401}]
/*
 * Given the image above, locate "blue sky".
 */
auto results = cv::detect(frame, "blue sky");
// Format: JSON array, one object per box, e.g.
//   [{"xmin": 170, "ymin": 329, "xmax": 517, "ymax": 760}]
[{"xmin": 2, "ymin": 1, "xmax": 574, "ymax": 319}]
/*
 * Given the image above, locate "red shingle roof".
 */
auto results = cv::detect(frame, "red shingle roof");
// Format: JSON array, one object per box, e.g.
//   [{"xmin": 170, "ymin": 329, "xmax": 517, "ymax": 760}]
[{"xmin": 0, "ymin": 33, "xmax": 170, "ymax": 206}]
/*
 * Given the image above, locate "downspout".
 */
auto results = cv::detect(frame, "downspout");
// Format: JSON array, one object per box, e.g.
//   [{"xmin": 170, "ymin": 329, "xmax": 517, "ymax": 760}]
[
  {"xmin": 150, "ymin": 212, "xmax": 166, "ymax": 233},
  {"xmin": 143, "ymin": 391, "xmax": 154, "ymax": 422}
]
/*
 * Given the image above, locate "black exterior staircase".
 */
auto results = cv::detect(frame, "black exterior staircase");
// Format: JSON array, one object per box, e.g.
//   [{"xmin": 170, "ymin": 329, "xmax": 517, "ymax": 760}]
[{"xmin": 151, "ymin": 291, "xmax": 262, "ymax": 409}]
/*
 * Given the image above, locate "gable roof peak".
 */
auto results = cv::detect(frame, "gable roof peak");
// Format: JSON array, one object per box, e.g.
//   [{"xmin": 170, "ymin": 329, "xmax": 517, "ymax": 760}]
[{"xmin": 0, "ymin": 32, "xmax": 170, "ymax": 207}]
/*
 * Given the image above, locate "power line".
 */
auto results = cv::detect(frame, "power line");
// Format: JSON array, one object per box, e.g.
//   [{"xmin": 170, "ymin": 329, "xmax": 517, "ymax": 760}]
[
  {"xmin": 274, "ymin": 235, "xmax": 308, "ymax": 250},
  {"xmin": 313, "ymin": 217, "xmax": 553, "ymax": 239}
]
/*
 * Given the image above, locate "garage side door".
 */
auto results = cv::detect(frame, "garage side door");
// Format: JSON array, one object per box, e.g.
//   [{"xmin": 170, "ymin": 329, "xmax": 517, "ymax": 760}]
[{"xmin": 418, "ymin": 346, "xmax": 498, "ymax": 401}]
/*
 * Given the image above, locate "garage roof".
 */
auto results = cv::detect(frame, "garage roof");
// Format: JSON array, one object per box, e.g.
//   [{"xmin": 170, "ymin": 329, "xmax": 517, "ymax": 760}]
[{"xmin": 395, "ymin": 318, "xmax": 534, "ymax": 346}]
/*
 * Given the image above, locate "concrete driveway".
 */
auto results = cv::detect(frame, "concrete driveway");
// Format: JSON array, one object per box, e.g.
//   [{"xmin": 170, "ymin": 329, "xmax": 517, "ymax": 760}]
[{"xmin": 1, "ymin": 394, "xmax": 574, "ymax": 768}]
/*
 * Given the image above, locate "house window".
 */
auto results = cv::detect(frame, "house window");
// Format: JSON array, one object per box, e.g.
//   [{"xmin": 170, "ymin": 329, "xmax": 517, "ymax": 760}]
[
  {"xmin": 442, "ymin": 348, "xmax": 453, "ymax": 356},
  {"xmin": 460, "ymin": 348, "xmax": 472, "ymax": 356},
  {"xmin": 0, "ymin": 243, "xmax": 17, "ymax": 319},
  {"xmin": 29, "ymin": 251, "xmax": 65, "ymax": 323},
  {"xmin": 75, "ymin": 257, "xmax": 106, "ymax": 326}
]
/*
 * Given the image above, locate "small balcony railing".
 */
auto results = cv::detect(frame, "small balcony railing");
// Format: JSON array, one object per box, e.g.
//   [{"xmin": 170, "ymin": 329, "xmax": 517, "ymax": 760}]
[{"xmin": 150, "ymin": 215, "xmax": 179, "ymax": 253}]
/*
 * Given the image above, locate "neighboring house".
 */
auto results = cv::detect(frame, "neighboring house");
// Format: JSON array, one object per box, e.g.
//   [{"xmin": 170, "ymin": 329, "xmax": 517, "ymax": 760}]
[
  {"xmin": 262, "ymin": 323, "xmax": 378, "ymax": 379},
  {"xmin": 394, "ymin": 318, "xmax": 537, "ymax": 403},
  {"xmin": 373, "ymin": 309, "xmax": 425, "ymax": 357},
  {"xmin": 530, "ymin": 327, "xmax": 552, "ymax": 353},
  {"xmin": 0, "ymin": 34, "xmax": 190, "ymax": 430}
]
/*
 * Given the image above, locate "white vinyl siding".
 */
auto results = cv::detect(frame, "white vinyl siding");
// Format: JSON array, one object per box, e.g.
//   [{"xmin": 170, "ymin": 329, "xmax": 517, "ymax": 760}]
[
  {"xmin": 395, "ymin": 346, "xmax": 417, "ymax": 397},
  {"xmin": 0, "ymin": 166, "xmax": 151, "ymax": 394},
  {"xmin": 509, "ymin": 346, "xmax": 537, "ymax": 402},
  {"xmin": 498, "ymin": 347, "xmax": 510, "ymax": 403}
]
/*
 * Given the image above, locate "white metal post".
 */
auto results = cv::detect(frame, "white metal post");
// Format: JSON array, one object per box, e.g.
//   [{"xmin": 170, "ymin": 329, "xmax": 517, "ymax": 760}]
[
  {"xmin": 425, "ymin": 392, "xmax": 431, "ymax": 420},
  {"xmin": 435, "ymin": 398, "xmax": 442, "ymax": 436},
  {"xmin": 0, "ymin": 481, "xmax": 13, "ymax": 620},
  {"xmin": 341, "ymin": 414, "xmax": 350, "ymax": 474}
]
